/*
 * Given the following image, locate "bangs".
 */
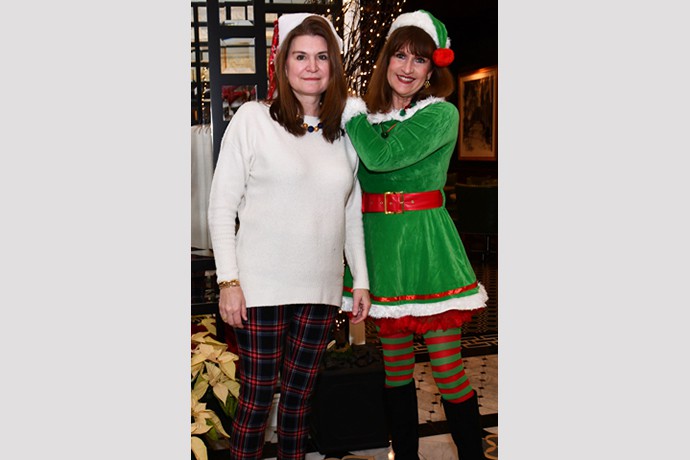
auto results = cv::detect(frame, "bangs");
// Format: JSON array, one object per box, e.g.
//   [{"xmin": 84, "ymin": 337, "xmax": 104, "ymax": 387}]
[{"xmin": 388, "ymin": 26, "xmax": 436, "ymax": 59}]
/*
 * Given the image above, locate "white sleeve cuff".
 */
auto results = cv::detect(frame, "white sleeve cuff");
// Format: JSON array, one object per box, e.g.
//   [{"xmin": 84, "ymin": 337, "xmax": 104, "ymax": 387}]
[{"xmin": 341, "ymin": 97, "xmax": 368, "ymax": 128}]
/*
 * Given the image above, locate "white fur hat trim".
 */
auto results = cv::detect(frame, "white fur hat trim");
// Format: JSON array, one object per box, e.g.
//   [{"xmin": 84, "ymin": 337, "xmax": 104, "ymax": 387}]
[
  {"xmin": 387, "ymin": 10, "xmax": 451, "ymax": 49},
  {"xmin": 278, "ymin": 13, "xmax": 344, "ymax": 53}
]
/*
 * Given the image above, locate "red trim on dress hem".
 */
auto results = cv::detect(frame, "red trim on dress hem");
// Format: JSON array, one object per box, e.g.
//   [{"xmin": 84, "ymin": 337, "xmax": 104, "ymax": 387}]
[
  {"xmin": 375, "ymin": 309, "xmax": 484, "ymax": 336},
  {"xmin": 343, "ymin": 281, "xmax": 479, "ymax": 302}
]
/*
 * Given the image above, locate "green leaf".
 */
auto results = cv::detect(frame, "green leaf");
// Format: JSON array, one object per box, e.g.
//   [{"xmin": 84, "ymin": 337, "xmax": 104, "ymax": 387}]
[
  {"xmin": 225, "ymin": 395, "xmax": 238, "ymax": 418},
  {"xmin": 205, "ymin": 423, "xmax": 220, "ymax": 441}
]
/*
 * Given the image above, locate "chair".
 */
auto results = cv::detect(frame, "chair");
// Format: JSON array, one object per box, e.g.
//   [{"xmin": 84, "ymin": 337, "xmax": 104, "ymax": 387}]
[{"xmin": 454, "ymin": 182, "xmax": 498, "ymax": 262}]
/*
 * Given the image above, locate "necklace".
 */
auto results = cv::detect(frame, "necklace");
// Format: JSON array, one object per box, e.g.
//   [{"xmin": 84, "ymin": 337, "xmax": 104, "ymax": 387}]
[
  {"xmin": 299, "ymin": 115, "xmax": 323, "ymax": 133},
  {"xmin": 301, "ymin": 121, "xmax": 323, "ymax": 133}
]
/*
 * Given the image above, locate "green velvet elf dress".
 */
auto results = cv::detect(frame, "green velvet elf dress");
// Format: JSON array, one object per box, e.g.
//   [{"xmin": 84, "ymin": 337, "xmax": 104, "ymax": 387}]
[{"xmin": 342, "ymin": 96, "xmax": 488, "ymax": 335}]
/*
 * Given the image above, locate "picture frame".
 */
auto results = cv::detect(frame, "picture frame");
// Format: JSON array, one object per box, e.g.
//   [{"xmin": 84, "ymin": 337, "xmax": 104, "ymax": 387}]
[{"xmin": 458, "ymin": 66, "xmax": 498, "ymax": 161}]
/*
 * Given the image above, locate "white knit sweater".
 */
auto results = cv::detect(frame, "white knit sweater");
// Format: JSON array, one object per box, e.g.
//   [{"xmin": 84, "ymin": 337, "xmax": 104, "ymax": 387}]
[{"xmin": 208, "ymin": 101, "xmax": 369, "ymax": 308}]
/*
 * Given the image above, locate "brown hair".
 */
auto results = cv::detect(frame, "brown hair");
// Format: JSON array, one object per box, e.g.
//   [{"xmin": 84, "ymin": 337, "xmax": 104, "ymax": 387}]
[
  {"xmin": 364, "ymin": 26, "xmax": 454, "ymax": 114},
  {"xmin": 269, "ymin": 15, "xmax": 346, "ymax": 143}
]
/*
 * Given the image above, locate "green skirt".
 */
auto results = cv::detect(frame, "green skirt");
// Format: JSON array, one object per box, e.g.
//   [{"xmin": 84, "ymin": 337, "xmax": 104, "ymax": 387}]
[{"xmin": 343, "ymin": 205, "xmax": 487, "ymax": 326}]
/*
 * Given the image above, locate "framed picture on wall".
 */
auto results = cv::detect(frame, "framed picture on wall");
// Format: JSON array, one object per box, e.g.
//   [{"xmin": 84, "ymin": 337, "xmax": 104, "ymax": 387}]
[{"xmin": 458, "ymin": 66, "xmax": 498, "ymax": 161}]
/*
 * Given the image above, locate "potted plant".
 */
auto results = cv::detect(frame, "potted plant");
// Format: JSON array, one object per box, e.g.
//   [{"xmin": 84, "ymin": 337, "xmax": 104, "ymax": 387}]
[{"xmin": 191, "ymin": 317, "xmax": 240, "ymax": 460}]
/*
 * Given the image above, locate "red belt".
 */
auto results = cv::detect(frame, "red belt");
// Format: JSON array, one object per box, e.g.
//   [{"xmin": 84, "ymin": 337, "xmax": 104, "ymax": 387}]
[{"xmin": 362, "ymin": 190, "xmax": 444, "ymax": 214}]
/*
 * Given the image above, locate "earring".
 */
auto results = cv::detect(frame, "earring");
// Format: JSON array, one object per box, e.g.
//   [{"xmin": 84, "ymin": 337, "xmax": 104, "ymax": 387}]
[{"xmin": 424, "ymin": 79, "xmax": 431, "ymax": 89}]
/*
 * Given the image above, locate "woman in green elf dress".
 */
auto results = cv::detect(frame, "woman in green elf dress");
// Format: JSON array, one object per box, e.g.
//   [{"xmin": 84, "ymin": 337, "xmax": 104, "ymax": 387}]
[{"xmin": 341, "ymin": 10, "xmax": 489, "ymax": 460}]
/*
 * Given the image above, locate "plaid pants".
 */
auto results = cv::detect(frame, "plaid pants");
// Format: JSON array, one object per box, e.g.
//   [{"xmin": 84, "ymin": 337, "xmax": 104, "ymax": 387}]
[{"xmin": 229, "ymin": 304, "xmax": 337, "ymax": 460}]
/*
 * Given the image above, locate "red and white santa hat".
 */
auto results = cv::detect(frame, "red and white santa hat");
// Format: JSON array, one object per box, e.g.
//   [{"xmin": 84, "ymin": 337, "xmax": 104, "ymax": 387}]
[
  {"xmin": 276, "ymin": 13, "xmax": 343, "ymax": 52},
  {"xmin": 267, "ymin": 13, "xmax": 343, "ymax": 99},
  {"xmin": 387, "ymin": 9, "xmax": 455, "ymax": 67}
]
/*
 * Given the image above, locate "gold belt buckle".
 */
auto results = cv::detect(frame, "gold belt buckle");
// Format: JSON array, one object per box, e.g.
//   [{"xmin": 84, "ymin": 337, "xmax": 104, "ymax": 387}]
[{"xmin": 384, "ymin": 191, "xmax": 404, "ymax": 214}]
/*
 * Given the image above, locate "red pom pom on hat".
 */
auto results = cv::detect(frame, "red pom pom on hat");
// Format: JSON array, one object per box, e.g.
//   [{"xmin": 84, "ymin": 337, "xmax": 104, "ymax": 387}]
[{"xmin": 433, "ymin": 48, "xmax": 455, "ymax": 67}]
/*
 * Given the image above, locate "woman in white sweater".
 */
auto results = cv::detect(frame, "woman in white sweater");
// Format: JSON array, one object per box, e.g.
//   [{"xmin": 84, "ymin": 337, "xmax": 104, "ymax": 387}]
[{"xmin": 207, "ymin": 13, "xmax": 370, "ymax": 460}]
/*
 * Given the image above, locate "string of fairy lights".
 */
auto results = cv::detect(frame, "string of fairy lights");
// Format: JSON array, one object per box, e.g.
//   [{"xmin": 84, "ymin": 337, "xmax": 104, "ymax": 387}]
[
  {"xmin": 308, "ymin": 0, "xmax": 407, "ymax": 96},
  {"xmin": 192, "ymin": 0, "xmax": 407, "ymax": 123}
]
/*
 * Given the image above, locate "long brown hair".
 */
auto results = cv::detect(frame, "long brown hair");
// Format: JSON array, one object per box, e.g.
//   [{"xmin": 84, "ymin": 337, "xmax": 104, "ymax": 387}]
[
  {"xmin": 269, "ymin": 15, "xmax": 346, "ymax": 143},
  {"xmin": 364, "ymin": 26, "xmax": 454, "ymax": 114}
]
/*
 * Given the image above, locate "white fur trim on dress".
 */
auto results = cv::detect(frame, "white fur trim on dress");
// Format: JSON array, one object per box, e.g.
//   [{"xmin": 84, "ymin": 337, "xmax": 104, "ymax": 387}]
[
  {"xmin": 341, "ymin": 96, "xmax": 368, "ymax": 128},
  {"xmin": 367, "ymin": 96, "xmax": 444, "ymax": 124},
  {"xmin": 341, "ymin": 283, "xmax": 488, "ymax": 318}
]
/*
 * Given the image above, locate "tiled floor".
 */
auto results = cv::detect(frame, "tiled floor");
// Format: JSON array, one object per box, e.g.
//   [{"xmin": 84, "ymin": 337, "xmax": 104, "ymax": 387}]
[{"xmin": 258, "ymin": 343, "xmax": 498, "ymax": 460}]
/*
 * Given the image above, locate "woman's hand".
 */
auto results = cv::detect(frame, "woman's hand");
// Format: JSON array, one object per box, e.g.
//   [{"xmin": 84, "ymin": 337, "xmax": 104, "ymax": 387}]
[
  {"xmin": 218, "ymin": 286, "xmax": 247, "ymax": 328},
  {"xmin": 350, "ymin": 288, "xmax": 371, "ymax": 324}
]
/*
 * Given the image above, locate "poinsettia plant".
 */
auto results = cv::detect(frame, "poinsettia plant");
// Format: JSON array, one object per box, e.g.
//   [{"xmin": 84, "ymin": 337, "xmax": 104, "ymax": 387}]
[{"xmin": 191, "ymin": 317, "xmax": 240, "ymax": 460}]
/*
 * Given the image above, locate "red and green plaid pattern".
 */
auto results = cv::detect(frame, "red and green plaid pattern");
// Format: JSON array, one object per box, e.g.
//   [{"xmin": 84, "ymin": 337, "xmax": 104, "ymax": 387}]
[{"xmin": 230, "ymin": 304, "xmax": 337, "ymax": 459}]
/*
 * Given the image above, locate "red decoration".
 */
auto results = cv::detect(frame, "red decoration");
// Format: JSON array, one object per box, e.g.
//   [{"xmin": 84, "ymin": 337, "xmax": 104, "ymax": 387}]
[
  {"xmin": 432, "ymin": 48, "xmax": 455, "ymax": 67},
  {"xmin": 343, "ymin": 280, "xmax": 479, "ymax": 303},
  {"xmin": 373, "ymin": 309, "xmax": 482, "ymax": 336},
  {"xmin": 267, "ymin": 19, "xmax": 280, "ymax": 100}
]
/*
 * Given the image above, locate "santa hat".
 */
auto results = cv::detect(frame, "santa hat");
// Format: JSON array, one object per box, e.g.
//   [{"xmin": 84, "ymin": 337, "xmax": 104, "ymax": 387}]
[
  {"xmin": 267, "ymin": 13, "xmax": 344, "ymax": 99},
  {"xmin": 387, "ymin": 9, "xmax": 454, "ymax": 67},
  {"xmin": 277, "ymin": 13, "xmax": 343, "ymax": 52}
]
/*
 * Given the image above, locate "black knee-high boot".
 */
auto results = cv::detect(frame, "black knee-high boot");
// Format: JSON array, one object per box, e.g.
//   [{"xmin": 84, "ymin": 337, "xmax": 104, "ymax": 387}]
[
  {"xmin": 441, "ymin": 391, "xmax": 487, "ymax": 460},
  {"xmin": 383, "ymin": 381, "xmax": 420, "ymax": 460}
]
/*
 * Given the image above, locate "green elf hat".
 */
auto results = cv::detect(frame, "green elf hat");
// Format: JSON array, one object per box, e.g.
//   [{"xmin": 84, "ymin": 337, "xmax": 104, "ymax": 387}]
[{"xmin": 387, "ymin": 9, "xmax": 454, "ymax": 67}]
